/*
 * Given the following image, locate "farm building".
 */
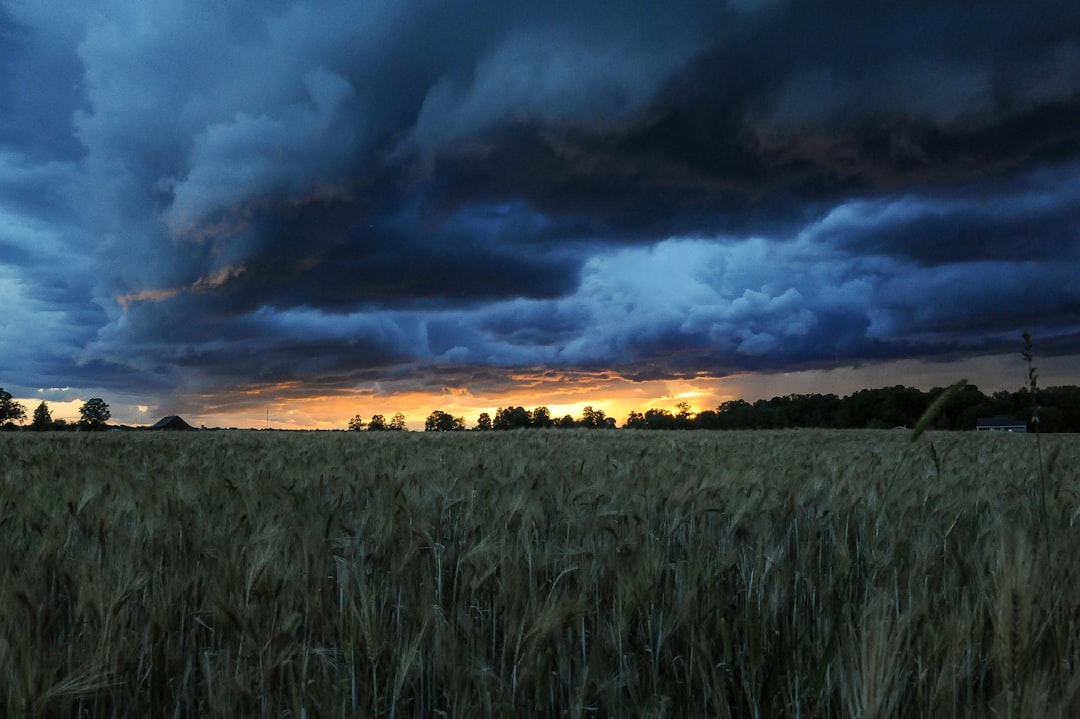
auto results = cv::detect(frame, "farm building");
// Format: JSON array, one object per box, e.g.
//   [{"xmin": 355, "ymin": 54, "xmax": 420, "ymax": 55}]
[
  {"xmin": 975, "ymin": 416, "xmax": 1027, "ymax": 432},
  {"xmin": 149, "ymin": 415, "xmax": 195, "ymax": 431}
]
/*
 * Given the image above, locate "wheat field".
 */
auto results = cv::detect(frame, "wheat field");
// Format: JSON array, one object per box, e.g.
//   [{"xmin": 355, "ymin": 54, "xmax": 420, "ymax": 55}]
[{"xmin": 1, "ymin": 429, "xmax": 1078, "ymax": 717}]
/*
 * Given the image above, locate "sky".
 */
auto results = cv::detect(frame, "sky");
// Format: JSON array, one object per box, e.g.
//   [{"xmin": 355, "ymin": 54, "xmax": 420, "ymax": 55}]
[{"xmin": 1, "ymin": 1, "xmax": 1079, "ymax": 429}]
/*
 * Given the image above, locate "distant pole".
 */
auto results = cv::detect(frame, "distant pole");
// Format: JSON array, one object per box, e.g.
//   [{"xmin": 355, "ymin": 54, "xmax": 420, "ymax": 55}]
[{"xmin": 266, "ymin": 407, "xmax": 269, "ymax": 430}]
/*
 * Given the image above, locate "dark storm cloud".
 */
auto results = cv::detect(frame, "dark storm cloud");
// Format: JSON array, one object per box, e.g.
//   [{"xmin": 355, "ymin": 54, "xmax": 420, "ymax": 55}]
[
  {"xmin": 817, "ymin": 165, "xmax": 1080, "ymax": 265},
  {"xmin": 405, "ymin": 3, "xmax": 1080, "ymax": 232},
  {"xmin": 3, "ymin": 0, "xmax": 1080, "ymax": 415},
  {"xmin": 0, "ymin": 146, "xmax": 105, "ymax": 398},
  {"xmin": 210, "ymin": 199, "xmax": 583, "ymax": 310},
  {"xmin": 0, "ymin": 4, "xmax": 85, "ymax": 160}
]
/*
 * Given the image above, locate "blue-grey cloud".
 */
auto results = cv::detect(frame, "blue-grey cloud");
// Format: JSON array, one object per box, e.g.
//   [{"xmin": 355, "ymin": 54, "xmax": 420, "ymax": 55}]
[{"xmin": 1, "ymin": 0, "xmax": 1079, "ymax": 419}]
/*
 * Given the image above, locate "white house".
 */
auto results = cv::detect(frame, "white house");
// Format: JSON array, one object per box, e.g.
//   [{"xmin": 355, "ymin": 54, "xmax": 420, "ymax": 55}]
[{"xmin": 975, "ymin": 416, "xmax": 1027, "ymax": 432}]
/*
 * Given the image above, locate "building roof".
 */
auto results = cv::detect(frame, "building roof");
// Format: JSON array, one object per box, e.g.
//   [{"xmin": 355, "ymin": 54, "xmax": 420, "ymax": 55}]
[{"xmin": 149, "ymin": 415, "xmax": 195, "ymax": 430}]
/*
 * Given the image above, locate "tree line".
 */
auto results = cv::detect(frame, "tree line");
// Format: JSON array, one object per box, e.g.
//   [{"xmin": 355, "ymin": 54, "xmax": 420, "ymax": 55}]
[
  {"xmin": 626, "ymin": 384, "xmax": 1080, "ymax": 432},
  {"xmin": 354, "ymin": 384, "xmax": 1080, "ymax": 433},
  {"xmin": 347, "ymin": 412, "xmax": 407, "ymax": 432},
  {"xmin": 346, "ymin": 405, "xmax": 617, "ymax": 432},
  {"xmin": 0, "ymin": 390, "xmax": 111, "ymax": 431},
  {"xmin": 5, "ymin": 382, "xmax": 1077, "ymax": 434}
]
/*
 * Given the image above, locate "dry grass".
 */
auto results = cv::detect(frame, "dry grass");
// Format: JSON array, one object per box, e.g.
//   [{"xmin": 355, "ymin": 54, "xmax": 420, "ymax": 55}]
[{"xmin": 1, "ymin": 429, "xmax": 1078, "ymax": 717}]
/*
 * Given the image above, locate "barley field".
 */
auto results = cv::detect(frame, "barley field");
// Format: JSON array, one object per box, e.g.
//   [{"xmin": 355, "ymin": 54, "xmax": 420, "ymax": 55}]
[{"xmin": 1, "ymin": 429, "xmax": 1078, "ymax": 718}]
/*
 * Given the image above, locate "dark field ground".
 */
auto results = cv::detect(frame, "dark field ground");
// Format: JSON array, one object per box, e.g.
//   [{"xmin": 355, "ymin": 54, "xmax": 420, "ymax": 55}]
[{"xmin": 2, "ymin": 429, "xmax": 1078, "ymax": 717}]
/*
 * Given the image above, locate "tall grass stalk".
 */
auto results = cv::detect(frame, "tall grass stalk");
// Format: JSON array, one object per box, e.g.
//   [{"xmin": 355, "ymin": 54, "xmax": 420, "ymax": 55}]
[{"xmin": 1023, "ymin": 332, "xmax": 1052, "ymax": 564}]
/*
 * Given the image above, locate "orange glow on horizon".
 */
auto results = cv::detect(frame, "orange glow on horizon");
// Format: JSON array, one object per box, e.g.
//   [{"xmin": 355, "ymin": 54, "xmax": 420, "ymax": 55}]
[
  {"xmin": 171, "ymin": 352, "xmax": 1062, "ymax": 430},
  {"xmin": 185, "ymin": 374, "xmax": 739, "ymax": 431},
  {"xmin": 14, "ymin": 352, "xmax": 1068, "ymax": 431}
]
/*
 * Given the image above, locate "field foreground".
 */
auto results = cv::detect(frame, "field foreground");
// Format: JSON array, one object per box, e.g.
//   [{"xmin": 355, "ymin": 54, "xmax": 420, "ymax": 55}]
[{"xmin": 1, "ymin": 429, "xmax": 1079, "ymax": 717}]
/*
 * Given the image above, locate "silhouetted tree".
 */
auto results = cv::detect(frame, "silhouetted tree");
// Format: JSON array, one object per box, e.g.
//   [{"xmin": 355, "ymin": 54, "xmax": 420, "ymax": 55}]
[
  {"xmin": 694, "ymin": 409, "xmax": 721, "ymax": 429},
  {"xmin": 389, "ymin": 412, "xmax": 407, "ymax": 431},
  {"xmin": 494, "ymin": 406, "xmax": 531, "ymax": 430},
  {"xmin": 558, "ymin": 414, "xmax": 576, "ymax": 428},
  {"xmin": 31, "ymin": 402, "xmax": 52, "ymax": 431},
  {"xmin": 347, "ymin": 414, "xmax": 366, "ymax": 431},
  {"xmin": 644, "ymin": 408, "xmax": 676, "ymax": 430},
  {"xmin": 0, "ymin": 388, "xmax": 26, "ymax": 428},
  {"xmin": 624, "ymin": 411, "xmax": 647, "ymax": 429},
  {"xmin": 78, "ymin": 398, "xmax": 110, "ymax": 431},
  {"xmin": 1034, "ymin": 405, "xmax": 1065, "ymax": 432},
  {"xmin": 531, "ymin": 406, "xmax": 554, "ymax": 428},
  {"xmin": 674, "ymin": 401, "xmax": 695, "ymax": 429},
  {"xmin": 425, "ymin": 410, "xmax": 465, "ymax": 432},
  {"xmin": 1041, "ymin": 386, "xmax": 1080, "ymax": 432},
  {"xmin": 580, "ymin": 406, "xmax": 615, "ymax": 429},
  {"xmin": 716, "ymin": 399, "xmax": 753, "ymax": 429},
  {"xmin": 475, "ymin": 412, "xmax": 492, "ymax": 431},
  {"xmin": 367, "ymin": 414, "xmax": 388, "ymax": 431}
]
